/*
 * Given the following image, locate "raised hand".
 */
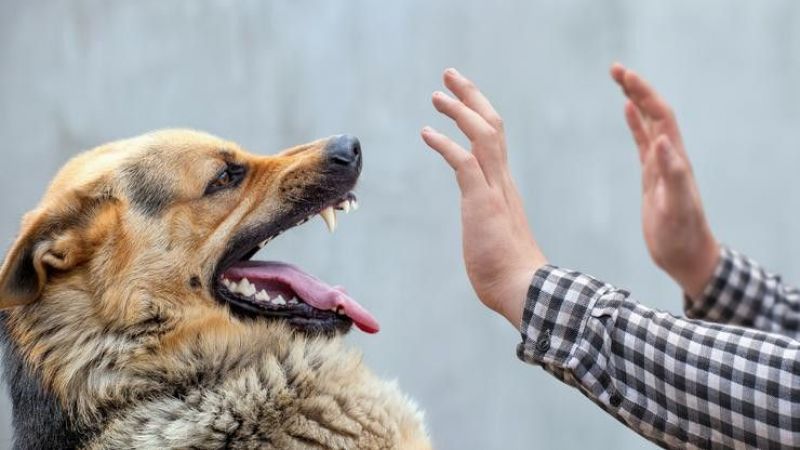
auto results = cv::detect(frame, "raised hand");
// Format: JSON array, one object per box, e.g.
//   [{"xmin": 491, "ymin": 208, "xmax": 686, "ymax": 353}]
[
  {"xmin": 421, "ymin": 68, "xmax": 547, "ymax": 328},
  {"xmin": 610, "ymin": 63, "xmax": 719, "ymax": 299}
]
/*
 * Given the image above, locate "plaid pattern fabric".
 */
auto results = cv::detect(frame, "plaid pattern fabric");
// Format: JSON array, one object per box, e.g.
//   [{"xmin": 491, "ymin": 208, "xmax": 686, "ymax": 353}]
[
  {"xmin": 685, "ymin": 246, "xmax": 800, "ymax": 337},
  {"xmin": 518, "ymin": 260, "xmax": 800, "ymax": 449}
]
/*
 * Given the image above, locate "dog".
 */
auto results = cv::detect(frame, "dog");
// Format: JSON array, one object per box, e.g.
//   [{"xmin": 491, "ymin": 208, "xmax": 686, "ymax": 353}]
[{"xmin": 0, "ymin": 130, "xmax": 431, "ymax": 449}]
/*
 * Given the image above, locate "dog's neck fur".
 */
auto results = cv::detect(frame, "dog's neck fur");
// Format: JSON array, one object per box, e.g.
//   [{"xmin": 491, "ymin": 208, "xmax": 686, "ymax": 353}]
[
  {"xmin": 0, "ymin": 288, "xmax": 429, "ymax": 449},
  {"xmin": 0, "ymin": 313, "xmax": 86, "ymax": 449}
]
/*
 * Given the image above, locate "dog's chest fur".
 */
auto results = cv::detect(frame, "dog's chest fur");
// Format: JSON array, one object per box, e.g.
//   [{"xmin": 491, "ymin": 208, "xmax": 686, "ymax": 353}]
[{"xmin": 0, "ymin": 315, "xmax": 429, "ymax": 449}]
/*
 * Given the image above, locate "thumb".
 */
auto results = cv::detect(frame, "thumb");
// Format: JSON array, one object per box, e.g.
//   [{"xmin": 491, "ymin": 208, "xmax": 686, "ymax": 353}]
[{"xmin": 654, "ymin": 135, "xmax": 687, "ymax": 183}]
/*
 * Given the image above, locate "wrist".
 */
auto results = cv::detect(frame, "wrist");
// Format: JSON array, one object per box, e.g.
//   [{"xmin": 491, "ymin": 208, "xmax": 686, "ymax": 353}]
[
  {"xmin": 673, "ymin": 235, "xmax": 720, "ymax": 300},
  {"xmin": 495, "ymin": 262, "xmax": 545, "ymax": 329}
]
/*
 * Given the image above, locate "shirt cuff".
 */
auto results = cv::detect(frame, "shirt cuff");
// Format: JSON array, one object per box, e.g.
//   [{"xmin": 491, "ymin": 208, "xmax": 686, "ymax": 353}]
[
  {"xmin": 683, "ymin": 245, "xmax": 749, "ymax": 321},
  {"xmin": 516, "ymin": 264, "xmax": 611, "ymax": 367}
]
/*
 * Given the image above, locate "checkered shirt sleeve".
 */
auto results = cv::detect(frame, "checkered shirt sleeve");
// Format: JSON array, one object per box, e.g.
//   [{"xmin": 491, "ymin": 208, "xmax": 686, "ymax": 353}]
[
  {"xmin": 517, "ymin": 264, "xmax": 800, "ymax": 449},
  {"xmin": 685, "ymin": 246, "xmax": 800, "ymax": 338}
]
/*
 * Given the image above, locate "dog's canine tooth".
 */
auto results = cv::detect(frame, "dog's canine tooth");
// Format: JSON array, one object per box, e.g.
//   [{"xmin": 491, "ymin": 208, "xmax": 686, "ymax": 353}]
[
  {"xmin": 319, "ymin": 206, "xmax": 336, "ymax": 233},
  {"xmin": 255, "ymin": 290, "xmax": 269, "ymax": 302},
  {"xmin": 351, "ymin": 199, "xmax": 359, "ymax": 211},
  {"xmin": 339, "ymin": 200, "xmax": 351, "ymax": 214},
  {"xmin": 288, "ymin": 297, "xmax": 299, "ymax": 305},
  {"xmin": 258, "ymin": 238, "xmax": 269, "ymax": 249}
]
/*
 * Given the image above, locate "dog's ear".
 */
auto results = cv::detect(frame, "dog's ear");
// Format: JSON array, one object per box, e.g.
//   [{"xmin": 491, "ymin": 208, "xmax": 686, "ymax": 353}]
[
  {"xmin": 0, "ymin": 189, "xmax": 112, "ymax": 309},
  {"xmin": 0, "ymin": 211, "xmax": 81, "ymax": 308},
  {"xmin": 0, "ymin": 212, "xmax": 52, "ymax": 308}
]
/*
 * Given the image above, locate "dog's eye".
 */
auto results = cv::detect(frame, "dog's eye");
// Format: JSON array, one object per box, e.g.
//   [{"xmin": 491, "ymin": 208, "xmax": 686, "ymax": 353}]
[
  {"xmin": 205, "ymin": 163, "xmax": 246, "ymax": 195},
  {"xmin": 213, "ymin": 171, "xmax": 231, "ymax": 187}
]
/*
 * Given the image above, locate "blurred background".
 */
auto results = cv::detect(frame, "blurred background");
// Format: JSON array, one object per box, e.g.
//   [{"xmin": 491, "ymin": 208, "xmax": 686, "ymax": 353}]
[{"xmin": 1, "ymin": 1, "xmax": 799, "ymax": 448}]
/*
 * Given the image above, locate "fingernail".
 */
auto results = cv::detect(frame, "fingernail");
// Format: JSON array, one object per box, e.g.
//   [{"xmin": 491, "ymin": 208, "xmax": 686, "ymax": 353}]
[
  {"xmin": 422, "ymin": 126, "xmax": 434, "ymax": 134},
  {"xmin": 445, "ymin": 67, "xmax": 459, "ymax": 76}
]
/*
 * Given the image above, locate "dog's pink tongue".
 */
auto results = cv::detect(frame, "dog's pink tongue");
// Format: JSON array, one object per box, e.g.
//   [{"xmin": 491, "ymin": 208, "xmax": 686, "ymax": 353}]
[{"xmin": 223, "ymin": 261, "xmax": 380, "ymax": 334}]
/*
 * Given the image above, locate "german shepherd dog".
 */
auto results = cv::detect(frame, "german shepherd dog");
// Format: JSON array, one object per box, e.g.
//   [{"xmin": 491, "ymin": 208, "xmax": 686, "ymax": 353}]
[{"xmin": 0, "ymin": 130, "xmax": 431, "ymax": 449}]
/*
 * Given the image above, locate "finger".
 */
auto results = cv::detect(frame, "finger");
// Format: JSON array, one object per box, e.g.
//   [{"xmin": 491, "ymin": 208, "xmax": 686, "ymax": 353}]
[
  {"xmin": 431, "ymin": 91, "xmax": 508, "ymax": 184},
  {"xmin": 421, "ymin": 126, "xmax": 488, "ymax": 193},
  {"xmin": 431, "ymin": 91, "xmax": 496, "ymax": 143},
  {"xmin": 624, "ymin": 101, "xmax": 651, "ymax": 163},
  {"xmin": 622, "ymin": 70, "xmax": 675, "ymax": 125},
  {"xmin": 442, "ymin": 68, "xmax": 504, "ymax": 130},
  {"xmin": 641, "ymin": 143, "xmax": 659, "ymax": 193},
  {"xmin": 609, "ymin": 62, "xmax": 627, "ymax": 88},
  {"xmin": 654, "ymin": 135, "xmax": 687, "ymax": 183},
  {"xmin": 610, "ymin": 62, "xmax": 634, "ymax": 98}
]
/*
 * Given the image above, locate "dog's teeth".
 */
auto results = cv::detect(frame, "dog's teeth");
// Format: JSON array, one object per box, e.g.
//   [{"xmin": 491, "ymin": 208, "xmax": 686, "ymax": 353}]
[
  {"xmin": 235, "ymin": 282, "xmax": 247, "ymax": 294},
  {"xmin": 237, "ymin": 278, "xmax": 256, "ymax": 297},
  {"xmin": 273, "ymin": 295, "xmax": 287, "ymax": 306},
  {"xmin": 222, "ymin": 279, "xmax": 233, "ymax": 289},
  {"xmin": 255, "ymin": 290, "xmax": 269, "ymax": 302},
  {"xmin": 258, "ymin": 238, "xmax": 270, "ymax": 249},
  {"xmin": 350, "ymin": 199, "xmax": 359, "ymax": 211},
  {"xmin": 319, "ymin": 206, "xmax": 336, "ymax": 233},
  {"xmin": 339, "ymin": 200, "xmax": 351, "ymax": 213},
  {"xmin": 288, "ymin": 297, "xmax": 299, "ymax": 305}
]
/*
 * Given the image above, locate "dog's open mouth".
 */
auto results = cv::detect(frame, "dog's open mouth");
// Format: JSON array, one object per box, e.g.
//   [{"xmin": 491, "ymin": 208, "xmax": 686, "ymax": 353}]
[{"xmin": 212, "ymin": 193, "xmax": 380, "ymax": 335}]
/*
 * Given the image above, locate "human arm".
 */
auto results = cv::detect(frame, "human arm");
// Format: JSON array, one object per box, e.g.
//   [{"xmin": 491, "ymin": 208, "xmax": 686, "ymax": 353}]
[
  {"xmin": 611, "ymin": 64, "xmax": 800, "ymax": 338},
  {"xmin": 519, "ymin": 263, "xmax": 800, "ymax": 449},
  {"xmin": 686, "ymin": 245, "xmax": 800, "ymax": 338},
  {"xmin": 422, "ymin": 68, "xmax": 800, "ymax": 448}
]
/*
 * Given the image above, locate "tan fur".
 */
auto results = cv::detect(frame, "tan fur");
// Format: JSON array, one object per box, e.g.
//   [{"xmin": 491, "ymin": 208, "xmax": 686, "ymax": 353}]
[{"xmin": 0, "ymin": 130, "xmax": 431, "ymax": 449}]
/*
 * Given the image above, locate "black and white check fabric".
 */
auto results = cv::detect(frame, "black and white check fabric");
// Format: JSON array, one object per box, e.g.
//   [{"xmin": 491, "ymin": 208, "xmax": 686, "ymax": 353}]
[
  {"xmin": 517, "ymin": 246, "xmax": 800, "ymax": 449},
  {"xmin": 685, "ymin": 247, "xmax": 800, "ymax": 336}
]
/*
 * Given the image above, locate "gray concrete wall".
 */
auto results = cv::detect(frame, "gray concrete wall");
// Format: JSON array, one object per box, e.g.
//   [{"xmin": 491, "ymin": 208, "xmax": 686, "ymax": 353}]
[{"xmin": 1, "ymin": 1, "xmax": 799, "ymax": 448}]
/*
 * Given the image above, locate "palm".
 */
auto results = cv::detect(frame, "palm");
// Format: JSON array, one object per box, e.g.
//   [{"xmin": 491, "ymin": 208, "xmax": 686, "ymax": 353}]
[
  {"xmin": 611, "ymin": 63, "xmax": 719, "ymax": 298},
  {"xmin": 641, "ymin": 160, "xmax": 698, "ymax": 271}
]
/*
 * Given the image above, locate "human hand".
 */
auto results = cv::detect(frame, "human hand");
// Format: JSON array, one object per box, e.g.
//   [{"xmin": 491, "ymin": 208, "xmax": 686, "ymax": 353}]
[
  {"xmin": 421, "ymin": 68, "xmax": 547, "ymax": 329},
  {"xmin": 610, "ymin": 63, "xmax": 719, "ymax": 299}
]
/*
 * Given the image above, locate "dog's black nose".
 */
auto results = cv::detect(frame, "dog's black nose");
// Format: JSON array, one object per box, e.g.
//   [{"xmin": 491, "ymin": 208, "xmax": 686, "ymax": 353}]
[{"xmin": 326, "ymin": 135, "xmax": 361, "ymax": 169}]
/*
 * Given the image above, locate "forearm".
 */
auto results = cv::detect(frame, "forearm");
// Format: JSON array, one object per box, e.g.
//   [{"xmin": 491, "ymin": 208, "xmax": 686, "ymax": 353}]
[
  {"xmin": 518, "ymin": 265, "xmax": 800, "ymax": 449},
  {"xmin": 685, "ymin": 246, "xmax": 800, "ymax": 338}
]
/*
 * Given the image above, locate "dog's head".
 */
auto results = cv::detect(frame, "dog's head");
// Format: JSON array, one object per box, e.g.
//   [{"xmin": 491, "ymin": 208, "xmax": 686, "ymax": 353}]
[{"xmin": 0, "ymin": 129, "xmax": 378, "ymax": 336}]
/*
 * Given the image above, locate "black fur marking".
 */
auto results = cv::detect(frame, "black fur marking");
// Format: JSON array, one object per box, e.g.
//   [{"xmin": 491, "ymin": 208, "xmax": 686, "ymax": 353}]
[
  {"xmin": 0, "ymin": 313, "xmax": 90, "ymax": 449},
  {"xmin": 121, "ymin": 162, "xmax": 173, "ymax": 217},
  {"xmin": 40, "ymin": 195, "xmax": 115, "ymax": 235},
  {"xmin": 5, "ymin": 247, "xmax": 38, "ymax": 298}
]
